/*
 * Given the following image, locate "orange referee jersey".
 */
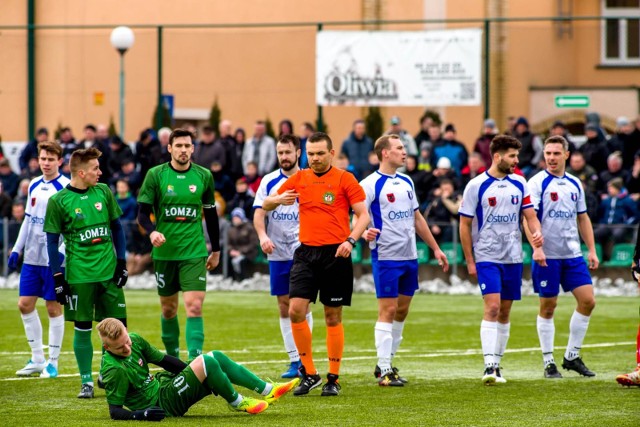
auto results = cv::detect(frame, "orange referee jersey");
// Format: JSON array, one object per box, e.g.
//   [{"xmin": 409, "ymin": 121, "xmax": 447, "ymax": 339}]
[{"xmin": 277, "ymin": 167, "xmax": 365, "ymax": 246}]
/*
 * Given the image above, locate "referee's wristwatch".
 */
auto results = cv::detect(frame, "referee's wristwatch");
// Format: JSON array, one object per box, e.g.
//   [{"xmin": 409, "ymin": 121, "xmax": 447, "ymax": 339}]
[{"xmin": 346, "ymin": 237, "xmax": 357, "ymax": 248}]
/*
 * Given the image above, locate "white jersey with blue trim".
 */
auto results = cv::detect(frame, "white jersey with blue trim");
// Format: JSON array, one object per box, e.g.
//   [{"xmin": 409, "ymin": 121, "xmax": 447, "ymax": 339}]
[
  {"xmin": 527, "ymin": 170, "xmax": 586, "ymax": 259},
  {"xmin": 253, "ymin": 169, "xmax": 300, "ymax": 261},
  {"xmin": 13, "ymin": 174, "xmax": 70, "ymax": 266},
  {"xmin": 459, "ymin": 171, "xmax": 532, "ymax": 264},
  {"xmin": 360, "ymin": 171, "xmax": 419, "ymax": 261}
]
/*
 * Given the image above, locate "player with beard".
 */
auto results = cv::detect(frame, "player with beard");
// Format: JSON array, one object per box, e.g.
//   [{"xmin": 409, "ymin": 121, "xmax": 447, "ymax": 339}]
[
  {"xmin": 253, "ymin": 134, "xmax": 314, "ymax": 378},
  {"xmin": 137, "ymin": 128, "xmax": 220, "ymax": 361},
  {"xmin": 459, "ymin": 135, "xmax": 545, "ymax": 385}
]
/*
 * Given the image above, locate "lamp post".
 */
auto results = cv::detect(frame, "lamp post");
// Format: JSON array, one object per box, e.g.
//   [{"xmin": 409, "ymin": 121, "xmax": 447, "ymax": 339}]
[{"xmin": 110, "ymin": 26, "xmax": 135, "ymax": 141}]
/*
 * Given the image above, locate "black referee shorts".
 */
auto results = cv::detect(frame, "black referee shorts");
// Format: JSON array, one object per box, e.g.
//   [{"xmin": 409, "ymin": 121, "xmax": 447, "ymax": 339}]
[{"xmin": 289, "ymin": 243, "xmax": 354, "ymax": 307}]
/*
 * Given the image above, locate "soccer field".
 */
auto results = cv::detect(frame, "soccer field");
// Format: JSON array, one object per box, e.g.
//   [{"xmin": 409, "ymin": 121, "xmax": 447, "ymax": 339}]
[{"xmin": 0, "ymin": 289, "xmax": 638, "ymax": 426}]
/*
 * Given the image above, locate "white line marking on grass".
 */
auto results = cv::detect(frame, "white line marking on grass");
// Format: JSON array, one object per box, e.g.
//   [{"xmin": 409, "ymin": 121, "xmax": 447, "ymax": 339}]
[
  {"xmin": 1, "ymin": 341, "xmax": 633, "ymax": 381},
  {"xmin": 0, "ymin": 348, "xmax": 386, "ymax": 357}
]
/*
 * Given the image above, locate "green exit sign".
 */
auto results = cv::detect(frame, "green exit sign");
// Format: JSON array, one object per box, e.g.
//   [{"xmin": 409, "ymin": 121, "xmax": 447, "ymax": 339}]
[{"xmin": 555, "ymin": 95, "xmax": 590, "ymax": 108}]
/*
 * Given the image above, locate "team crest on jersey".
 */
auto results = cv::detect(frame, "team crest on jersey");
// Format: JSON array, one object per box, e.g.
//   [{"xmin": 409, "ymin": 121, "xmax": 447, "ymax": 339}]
[
  {"xmin": 570, "ymin": 192, "xmax": 578, "ymax": 202},
  {"xmin": 511, "ymin": 195, "xmax": 519, "ymax": 205},
  {"xmin": 407, "ymin": 190, "xmax": 414, "ymax": 200},
  {"xmin": 387, "ymin": 193, "xmax": 395, "ymax": 203},
  {"xmin": 488, "ymin": 197, "xmax": 497, "ymax": 207},
  {"xmin": 138, "ymin": 358, "xmax": 144, "ymax": 367},
  {"xmin": 95, "ymin": 202, "xmax": 102, "ymax": 211},
  {"xmin": 322, "ymin": 191, "xmax": 335, "ymax": 205},
  {"xmin": 189, "ymin": 185, "xmax": 197, "ymax": 193},
  {"xmin": 31, "ymin": 197, "xmax": 36, "ymax": 207},
  {"xmin": 550, "ymin": 192, "xmax": 558, "ymax": 202}
]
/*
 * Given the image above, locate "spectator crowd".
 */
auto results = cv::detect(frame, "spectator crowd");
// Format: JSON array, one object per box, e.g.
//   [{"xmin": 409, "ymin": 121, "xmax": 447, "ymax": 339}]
[{"xmin": 4, "ymin": 111, "xmax": 640, "ymax": 276}]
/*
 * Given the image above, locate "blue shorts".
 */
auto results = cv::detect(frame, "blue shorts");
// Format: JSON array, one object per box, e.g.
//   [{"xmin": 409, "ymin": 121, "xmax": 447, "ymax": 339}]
[
  {"xmin": 532, "ymin": 257, "xmax": 592, "ymax": 298},
  {"xmin": 372, "ymin": 258, "xmax": 419, "ymax": 298},
  {"xmin": 476, "ymin": 262, "xmax": 523, "ymax": 300},
  {"xmin": 19, "ymin": 264, "xmax": 59, "ymax": 301},
  {"xmin": 269, "ymin": 260, "xmax": 293, "ymax": 296}
]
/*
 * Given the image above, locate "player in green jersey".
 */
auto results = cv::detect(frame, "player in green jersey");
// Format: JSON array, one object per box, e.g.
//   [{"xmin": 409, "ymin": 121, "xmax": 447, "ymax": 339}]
[
  {"xmin": 44, "ymin": 147, "xmax": 129, "ymax": 399},
  {"xmin": 137, "ymin": 128, "xmax": 220, "ymax": 361},
  {"xmin": 97, "ymin": 318, "xmax": 299, "ymax": 420}
]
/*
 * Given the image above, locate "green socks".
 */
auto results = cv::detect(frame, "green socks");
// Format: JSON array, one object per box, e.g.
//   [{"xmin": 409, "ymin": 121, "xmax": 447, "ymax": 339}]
[
  {"xmin": 74, "ymin": 328, "xmax": 93, "ymax": 384},
  {"xmin": 202, "ymin": 353, "xmax": 238, "ymax": 403},
  {"xmin": 186, "ymin": 317, "xmax": 204, "ymax": 360},
  {"xmin": 209, "ymin": 350, "xmax": 266, "ymax": 393},
  {"xmin": 161, "ymin": 315, "xmax": 180, "ymax": 358},
  {"xmin": 161, "ymin": 315, "xmax": 205, "ymax": 360}
]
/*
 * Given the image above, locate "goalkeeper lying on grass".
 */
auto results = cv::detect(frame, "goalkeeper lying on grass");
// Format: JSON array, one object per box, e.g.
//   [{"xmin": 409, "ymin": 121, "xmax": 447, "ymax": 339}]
[{"xmin": 96, "ymin": 318, "xmax": 299, "ymax": 420}]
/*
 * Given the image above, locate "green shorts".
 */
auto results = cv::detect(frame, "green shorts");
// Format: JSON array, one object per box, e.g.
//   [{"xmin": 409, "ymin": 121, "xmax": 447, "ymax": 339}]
[
  {"xmin": 64, "ymin": 280, "xmax": 127, "ymax": 322},
  {"xmin": 157, "ymin": 367, "xmax": 210, "ymax": 417},
  {"xmin": 153, "ymin": 258, "xmax": 207, "ymax": 297}
]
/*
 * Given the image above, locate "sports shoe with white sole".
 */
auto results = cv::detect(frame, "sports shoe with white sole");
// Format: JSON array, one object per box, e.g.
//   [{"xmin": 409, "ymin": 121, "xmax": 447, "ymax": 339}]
[
  {"xmin": 482, "ymin": 367, "xmax": 497, "ymax": 385},
  {"xmin": 495, "ymin": 367, "xmax": 507, "ymax": 384},
  {"xmin": 616, "ymin": 367, "xmax": 640, "ymax": 387},
  {"xmin": 16, "ymin": 359, "xmax": 46, "ymax": 377},
  {"xmin": 40, "ymin": 362, "xmax": 58, "ymax": 379}
]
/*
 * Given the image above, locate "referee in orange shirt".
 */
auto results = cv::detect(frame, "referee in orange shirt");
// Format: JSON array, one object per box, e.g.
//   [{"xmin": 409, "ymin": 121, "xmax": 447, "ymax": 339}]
[{"xmin": 263, "ymin": 132, "xmax": 370, "ymax": 397}]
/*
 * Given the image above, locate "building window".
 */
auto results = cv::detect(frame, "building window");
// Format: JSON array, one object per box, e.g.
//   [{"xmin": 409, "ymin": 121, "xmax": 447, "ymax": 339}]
[{"xmin": 602, "ymin": 0, "xmax": 640, "ymax": 65}]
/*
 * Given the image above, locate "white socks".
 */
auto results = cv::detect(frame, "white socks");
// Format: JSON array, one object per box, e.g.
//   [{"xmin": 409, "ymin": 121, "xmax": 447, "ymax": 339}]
[
  {"xmin": 537, "ymin": 316, "xmax": 555, "ymax": 366},
  {"xmin": 375, "ymin": 322, "xmax": 393, "ymax": 373},
  {"xmin": 494, "ymin": 322, "xmax": 510, "ymax": 367},
  {"xmin": 21, "ymin": 310, "xmax": 45, "ymax": 364},
  {"xmin": 390, "ymin": 320, "xmax": 405, "ymax": 359},
  {"xmin": 565, "ymin": 310, "xmax": 590, "ymax": 361},
  {"xmin": 48, "ymin": 314, "xmax": 65, "ymax": 368},
  {"xmin": 279, "ymin": 317, "xmax": 299, "ymax": 362},
  {"xmin": 306, "ymin": 311, "xmax": 314, "ymax": 333},
  {"xmin": 480, "ymin": 320, "xmax": 497, "ymax": 368}
]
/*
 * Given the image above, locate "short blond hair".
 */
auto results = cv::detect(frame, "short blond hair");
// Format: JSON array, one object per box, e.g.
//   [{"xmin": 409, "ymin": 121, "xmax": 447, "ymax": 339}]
[
  {"xmin": 96, "ymin": 318, "xmax": 126, "ymax": 340},
  {"xmin": 374, "ymin": 134, "xmax": 401, "ymax": 161}
]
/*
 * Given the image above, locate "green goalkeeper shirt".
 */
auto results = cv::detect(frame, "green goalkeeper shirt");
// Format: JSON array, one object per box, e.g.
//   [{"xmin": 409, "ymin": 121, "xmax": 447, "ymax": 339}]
[
  {"xmin": 44, "ymin": 183, "xmax": 122, "ymax": 284},
  {"xmin": 101, "ymin": 333, "xmax": 165, "ymax": 410},
  {"xmin": 137, "ymin": 162, "xmax": 215, "ymax": 261}
]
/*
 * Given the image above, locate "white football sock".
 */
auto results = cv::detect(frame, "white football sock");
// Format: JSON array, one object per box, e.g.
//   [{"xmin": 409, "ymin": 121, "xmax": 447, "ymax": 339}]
[
  {"xmin": 480, "ymin": 320, "xmax": 498, "ymax": 369},
  {"xmin": 390, "ymin": 320, "xmax": 405, "ymax": 361},
  {"xmin": 375, "ymin": 322, "xmax": 393, "ymax": 374},
  {"xmin": 48, "ymin": 314, "xmax": 65, "ymax": 367},
  {"xmin": 279, "ymin": 317, "xmax": 299, "ymax": 362},
  {"xmin": 565, "ymin": 310, "xmax": 590, "ymax": 361},
  {"xmin": 494, "ymin": 322, "xmax": 510, "ymax": 367},
  {"xmin": 537, "ymin": 315, "xmax": 555, "ymax": 366},
  {"xmin": 22, "ymin": 310, "xmax": 45, "ymax": 364},
  {"xmin": 306, "ymin": 311, "xmax": 314, "ymax": 333}
]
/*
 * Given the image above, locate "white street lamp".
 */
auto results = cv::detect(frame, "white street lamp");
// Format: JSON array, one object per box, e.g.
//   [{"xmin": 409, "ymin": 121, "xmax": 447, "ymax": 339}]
[{"xmin": 110, "ymin": 26, "xmax": 135, "ymax": 141}]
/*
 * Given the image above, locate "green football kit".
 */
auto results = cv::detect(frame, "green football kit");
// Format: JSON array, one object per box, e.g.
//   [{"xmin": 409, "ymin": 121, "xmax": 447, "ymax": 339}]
[
  {"xmin": 137, "ymin": 162, "xmax": 216, "ymax": 360},
  {"xmin": 101, "ymin": 333, "xmax": 270, "ymax": 417},
  {"xmin": 44, "ymin": 183, "xmax": 126, "ymax": 386}
]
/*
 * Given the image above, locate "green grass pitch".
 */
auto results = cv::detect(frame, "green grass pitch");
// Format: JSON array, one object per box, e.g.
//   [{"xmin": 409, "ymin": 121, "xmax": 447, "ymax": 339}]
[{"xmin": 0, "ymin": 289, "xmax": 638, "ymax": 426}]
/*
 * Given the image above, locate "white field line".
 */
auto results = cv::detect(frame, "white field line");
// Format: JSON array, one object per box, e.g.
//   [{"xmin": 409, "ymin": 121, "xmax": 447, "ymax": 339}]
[{"xmin": 0, "ymin": 341, "xmax": 633, "ymax": 382}]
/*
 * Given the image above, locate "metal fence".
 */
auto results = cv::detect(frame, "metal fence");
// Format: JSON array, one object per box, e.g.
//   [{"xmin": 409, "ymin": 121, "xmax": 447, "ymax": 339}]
[{"xmin": 3, "ymin": 219, "xmax": 636, "ymax": 278}]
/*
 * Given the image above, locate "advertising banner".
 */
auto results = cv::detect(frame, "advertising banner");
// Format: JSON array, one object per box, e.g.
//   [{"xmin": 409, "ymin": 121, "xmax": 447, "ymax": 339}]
[{"xmin": 316, "ymin": 29, "xmax": 482, "ymax": 106}]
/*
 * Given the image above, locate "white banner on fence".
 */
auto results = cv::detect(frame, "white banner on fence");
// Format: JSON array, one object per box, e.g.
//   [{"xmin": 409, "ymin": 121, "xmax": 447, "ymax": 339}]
[{"xmin": 316, "ymin": 29, "xmax": 482, "ymax": 107}]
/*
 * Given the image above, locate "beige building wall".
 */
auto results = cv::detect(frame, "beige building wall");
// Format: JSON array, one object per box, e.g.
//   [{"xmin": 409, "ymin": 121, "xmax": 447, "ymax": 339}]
[{"xmin": 1, "ymin": 0, "xmax": 638, "ymax": 156}]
